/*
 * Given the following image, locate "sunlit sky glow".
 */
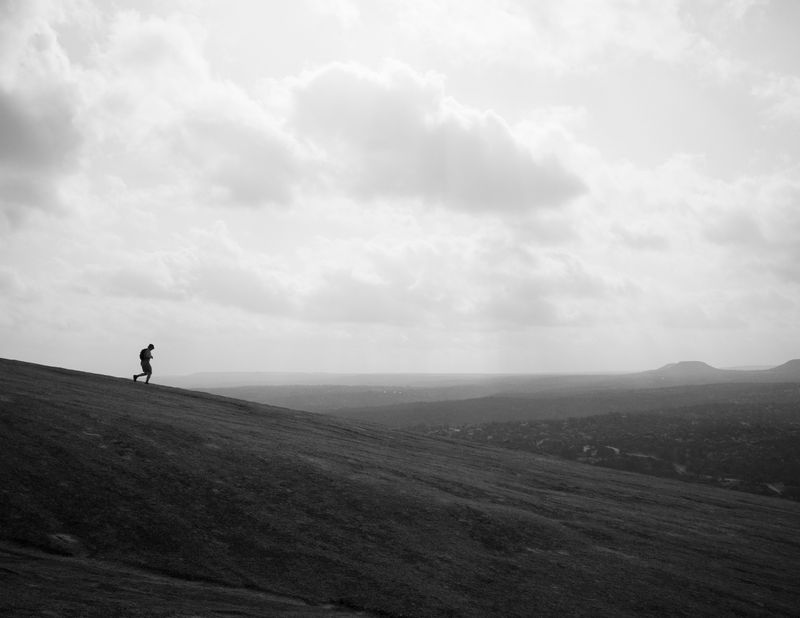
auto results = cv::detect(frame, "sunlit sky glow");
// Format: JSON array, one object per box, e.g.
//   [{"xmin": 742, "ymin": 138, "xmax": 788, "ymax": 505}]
[{"xmin": 2, "ymin": 0, "xmax": 799, "ymax": 376}]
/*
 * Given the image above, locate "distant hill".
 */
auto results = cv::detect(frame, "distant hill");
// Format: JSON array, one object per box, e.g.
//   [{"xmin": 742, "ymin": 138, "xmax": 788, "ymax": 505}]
[
  {"xmin": 2, "ymin": 358, "xmax": 800, "ymax": 616},
  {"xmin": 633, "ymin": 359, "xmax": 800, "ymax": 386},
  {"xmin": 766, "ymin": 358, "xmax": 800, "ymax": 378},
  {"xmin": 651, "ymin": 360, "xmax": 725, "ymax": 378}
]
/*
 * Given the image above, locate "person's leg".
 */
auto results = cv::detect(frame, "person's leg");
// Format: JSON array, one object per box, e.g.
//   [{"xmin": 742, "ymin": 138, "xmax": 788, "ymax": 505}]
[{"xmin": 135, "ymin": 360, "xmax": 149, "ymax": 382}]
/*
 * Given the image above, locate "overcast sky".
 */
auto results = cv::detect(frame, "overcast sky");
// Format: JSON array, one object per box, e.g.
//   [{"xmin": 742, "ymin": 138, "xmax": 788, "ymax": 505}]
[{"xmin": 2, "ymin": 0, "xmax": 799, "ymax": 377}]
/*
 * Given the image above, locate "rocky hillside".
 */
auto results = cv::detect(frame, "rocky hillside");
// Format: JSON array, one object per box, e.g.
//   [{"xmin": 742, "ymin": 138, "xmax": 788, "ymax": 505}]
[{"xmin": 2, "ymin": 358, "xmax": 800, "ymax": 616}]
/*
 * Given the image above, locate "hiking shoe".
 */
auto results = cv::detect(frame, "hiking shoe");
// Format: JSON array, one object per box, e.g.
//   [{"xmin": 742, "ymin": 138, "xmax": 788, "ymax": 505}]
[{"xmin": 133, "ymin": 375, "xmax": 138, "ymax": 382}]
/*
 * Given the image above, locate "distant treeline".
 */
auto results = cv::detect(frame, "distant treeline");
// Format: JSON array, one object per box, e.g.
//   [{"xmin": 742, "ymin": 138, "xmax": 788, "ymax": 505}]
[{"xmin": 417, "ymin": 402, "xmax": 800, "ymax": 501}]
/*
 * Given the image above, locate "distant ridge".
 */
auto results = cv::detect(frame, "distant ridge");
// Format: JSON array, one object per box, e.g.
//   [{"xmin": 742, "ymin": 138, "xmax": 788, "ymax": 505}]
[
  {"xmin": 766, "ymin": 358, "xmax": 800, "ymax": 377},
  {"xmin": 652, "ymin": 360, "xmax": 723, "ymax": 376},
  {"xmin": 638, "ymin": 360, "xmax": 729, "ymax": 385},
  {"xmin": 165, "ymin": 360, "xmax": 800, "ymax": 391},
  {"xmin": 184, "ymin": 359, "xmax": 800, "ymax": 427},
  {"xmin": 636, "ymin": 359, "xmax": 800, "ymax": 386}
]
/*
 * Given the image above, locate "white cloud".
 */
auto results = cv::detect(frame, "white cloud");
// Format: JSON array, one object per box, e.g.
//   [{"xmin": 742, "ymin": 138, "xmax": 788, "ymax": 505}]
[
  {"xmin": 611, "ymin": 225, "xmax": 671, "ymax": 251},
  {"xmin": 534, "ymin": 0, "xmax": 693, "ymax": 65},
  {"xmin": 288, "ymin": 62, "xmax": 585, "ymax": 212},
  {"xmin": 75, "ymin": 220, "xmax": 301, "ymax": 316},
  {"xmin": 0, "ymin": 1, "xmax": 81, "ymax": 226},
  {"xmin": 75, "ymin": 10, "xmax": 317, "ymax": 210},
  {"xmin": 382, "ymin": 0, "xmax": 736, "ymax": 77},
  {"xmin": 87, "ymin": 264, "xmax": 186, "ymax": 302},
  {"xmin": 753, "ymin": 73, "xmax": 800, "ymax": 123},
  {"xmin": 81, "ymin": 22, "xmax": 587, "ymax": 214},
  {"xmin": 659, "ymin": 302, "xmax": 747, "ymax": 330},
  {"xmin": 0, "ymin": 265, "xmax": 37, "ymax": 300},
  {"xmin": 302, "ymin": 270, "xmax": 433, "ymax": 325},
  {"xmin": 308, "ymin": 0, "xmax": 360, "ymax": 28},
  {"xmin": 172, "ymin": 92, "xmax": 310, "ymax": 207},
  {"xmin": 0, "ymin": 85, "xmax": 78, "ymax": 170}
]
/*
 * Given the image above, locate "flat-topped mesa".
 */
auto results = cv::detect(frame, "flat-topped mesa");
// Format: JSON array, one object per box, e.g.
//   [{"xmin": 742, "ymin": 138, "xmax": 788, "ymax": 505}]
[{"xmin": 653, "ymin": 361, "xmax": 722, "ymax": 375}]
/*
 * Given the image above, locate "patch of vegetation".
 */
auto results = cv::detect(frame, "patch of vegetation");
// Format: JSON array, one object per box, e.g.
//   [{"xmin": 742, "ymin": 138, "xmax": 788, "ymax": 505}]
[{"xmin": 420, "ymin": 402, "xmax": 800, "ymax": 500}]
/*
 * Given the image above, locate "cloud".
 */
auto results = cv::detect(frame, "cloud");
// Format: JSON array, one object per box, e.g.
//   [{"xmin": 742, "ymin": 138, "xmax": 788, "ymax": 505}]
[
  {"xmin": 75, "ymin": 220, "xmax": 304, "ymax": 321},
  {"xmin": 301, "ymin": 270, "xmax": 432, "ymax": 325},
  {"xmin": 83, "ymin": 255, "xmax": 297, "ymax": 316},
  {"xmin": 308, "ymin": 0, "xmax": 360, "ymax": 28},
  {"xmin": 468, "ymin": 248, "xmax": 626, "ymax": 327},
  {"xmin": 755, "ymin": 179, "xmax": 800, "ymax": 284},
  {"xmin": 288, "ymin": 62, "xmax": 585, "ymax": 212},
  {"xmin": 693, "ymin": 170, "xmax": 800, "ymax": 287},
  {"xmin": 83, "ymin": 11, "xmax": 310, "ymax": 209},
  {"xmin": 0, "ymin": 266, "xmax": 28, "ymax": 297},
  {"xmin": 0, "ymin": 2, "xmax": 81, "ymax": 226},
  {"xmin": 3, "ymin": 8, "xmax": 591, "ymax": 219},
  {"xmin": 86, "ymin": 263, "xmax": 187, "ymax": 302},
  {"xmin": 189, "ymin": 263, "xmax": 296, "ymax": 315},
  {"xmin": 530, "ymin": 0, "xmax": 693, "ymax": 65},
  {"xmin": 0, "ymin": 88, "xmax": 78, "ymax": 170},
  {"xmin": 753, "ymin": 73, "xmax": 800, "ymax": 123},
  {"xmin": 384, "ymin": 0, "xmax": 736, "ymax": 77},
  {"xmin": 659, "ymin": 302, "xmax": 747, "ymax": 330},
  {"xmin": 704, "ymin": 211, "xmax": 765, "ymax": 247},
  {"xmin": 612, "ymin": 225, "xmax": 671, "ymax": 251},
  {"xmin": 77, "ymin": 218, "xmax": 609, "ymax": 331},
  {"xmin": 5, "ymin": 0, "xmax": 800, "ymax": 375},
  {"xmin": 172, "ymin": 93, "xmax": 308, "ymax": 207},
  {"xmin": 290, "ymin": 230, "xmax": 622, "ymax": 330},
  {"xmin": 476, "ymin": 280, "xmax": 561, "ymax": 327}
]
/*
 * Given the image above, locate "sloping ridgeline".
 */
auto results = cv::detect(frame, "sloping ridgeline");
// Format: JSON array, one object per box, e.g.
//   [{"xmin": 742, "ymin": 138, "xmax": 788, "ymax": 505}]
[{"xmin": 2, "ymin": 358, "xmax": 800, "ymax": 617}]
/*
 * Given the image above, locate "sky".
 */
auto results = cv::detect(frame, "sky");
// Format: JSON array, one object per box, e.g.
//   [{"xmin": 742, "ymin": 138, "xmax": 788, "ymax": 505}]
[{"xmin": 2, "ymin": 0, "xmax": 800, "ymax": 377}]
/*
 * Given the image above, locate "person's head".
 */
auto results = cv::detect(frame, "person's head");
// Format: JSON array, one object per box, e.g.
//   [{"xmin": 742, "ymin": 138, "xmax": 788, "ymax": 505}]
[{"xmin": 148, "ymin": 344, "xmax": 155, "ymax": 350}]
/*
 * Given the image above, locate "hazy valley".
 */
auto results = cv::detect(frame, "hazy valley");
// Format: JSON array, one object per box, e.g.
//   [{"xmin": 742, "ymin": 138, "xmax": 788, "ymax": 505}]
[
  {"xmin": 177, "ymin": 360, "xmax": 800, "ymax": 423},
  {"xmin": 180, "ymin": 361, "xmax": 800, "ymax": 502}
]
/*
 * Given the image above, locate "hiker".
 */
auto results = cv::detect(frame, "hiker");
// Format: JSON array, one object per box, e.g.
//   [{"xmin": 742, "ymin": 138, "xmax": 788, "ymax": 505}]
[{"xmin": 134, "ymin": 344, "xmax": 155, "ymax": 384}]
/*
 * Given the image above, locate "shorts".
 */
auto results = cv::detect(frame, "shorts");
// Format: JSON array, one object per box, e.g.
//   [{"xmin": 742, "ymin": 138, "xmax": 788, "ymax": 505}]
[{"xmin": 140, "ymin": 360, "xmax": 152, "ymax": 374}]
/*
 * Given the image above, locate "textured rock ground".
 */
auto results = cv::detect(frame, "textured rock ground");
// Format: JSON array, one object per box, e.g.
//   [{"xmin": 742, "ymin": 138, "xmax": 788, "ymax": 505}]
[{"xmin": 2, "ymin": 358, "xmax": 799, "ymax": 616}]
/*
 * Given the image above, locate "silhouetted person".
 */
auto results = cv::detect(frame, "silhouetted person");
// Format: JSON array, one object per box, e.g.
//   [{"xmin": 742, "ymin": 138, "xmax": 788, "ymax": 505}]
[{"xmin": 134, "ymin": 344, "xmax": 155, "ymax": 384}]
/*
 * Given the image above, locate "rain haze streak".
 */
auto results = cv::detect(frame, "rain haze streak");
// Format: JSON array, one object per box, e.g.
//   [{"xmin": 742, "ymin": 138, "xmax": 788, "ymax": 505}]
[{"xmin": 1, "ymin": 0, "xmax": 799, "ymax": 376}]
